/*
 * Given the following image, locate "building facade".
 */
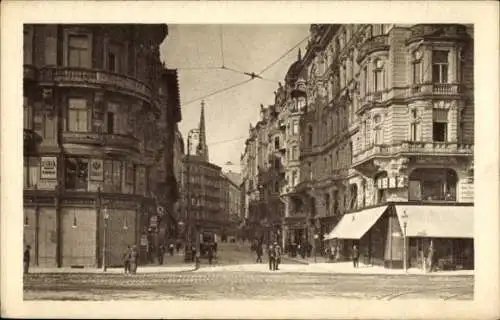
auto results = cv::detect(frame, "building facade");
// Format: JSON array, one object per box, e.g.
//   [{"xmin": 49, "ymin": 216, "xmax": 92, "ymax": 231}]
[
  {"xmin": 172, "ymin": 125, "xmax": 185, "ymax": 236},
  {"xmin": 291, "ymin": 24, "xmax": 474, "ymax": 269},
  {"xmin": 23, "ymin": 24, "xmax": 181, "ymax": 268},
  {"xmin": 220, "ymin": 171, "xmax": 243, "ymax": 240}
]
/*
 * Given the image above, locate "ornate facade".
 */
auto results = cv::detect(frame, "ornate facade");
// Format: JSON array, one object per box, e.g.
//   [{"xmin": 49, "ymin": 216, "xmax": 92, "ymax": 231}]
[
  {"xmin": 23, "ymin": 24, "xmax": 181, "ymax": 268},
  {"xmin": 290, "ymin": 24, "xmax": 474, "ymax": 269}
]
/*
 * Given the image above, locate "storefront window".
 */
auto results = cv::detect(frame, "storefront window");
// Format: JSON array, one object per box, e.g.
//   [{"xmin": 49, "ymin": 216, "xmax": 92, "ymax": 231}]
[
  {"xmin": 65, "ymin": 158, "xmax": 88, "ymax": 191},
  {"xmin": 409, "ymin": 168, "xmax": 457, "ymax": 201}
]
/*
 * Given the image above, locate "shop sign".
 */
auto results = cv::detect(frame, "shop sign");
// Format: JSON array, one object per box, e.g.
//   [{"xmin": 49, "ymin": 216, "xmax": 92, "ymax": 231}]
[
  {"xmin": 89, "ymin": 159, "xmax": 104, "ymax": 181},
  {"xmin": 40, "ymin": 156, "xmax": 57, "ymax": 180},
  {"xmin": 397, "ymin": 176, "xmax": 408, "ymax": 188},
  {"xmin": 381, "ymin": 177, "xmax": 388, "ymax": 189},
  {"xmin": 388, "ymin": 177, "xmax": 396, "ymax": 189}
]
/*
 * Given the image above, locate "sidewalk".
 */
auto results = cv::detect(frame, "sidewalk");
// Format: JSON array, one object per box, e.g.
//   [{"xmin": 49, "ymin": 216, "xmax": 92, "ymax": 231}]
[
  {"xmin": 196, "ymin": 261, "xmax": 474, "ymax": 276},
  {"xmin": 29, "ymin": 264, "xmax": 196, "ymax": 274}
]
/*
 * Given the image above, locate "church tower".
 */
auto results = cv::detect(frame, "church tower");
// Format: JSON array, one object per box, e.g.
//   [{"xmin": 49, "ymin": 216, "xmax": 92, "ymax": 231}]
[{"xmin": 196, "ymin": 100, "xmax": 209, "ymax": 162}]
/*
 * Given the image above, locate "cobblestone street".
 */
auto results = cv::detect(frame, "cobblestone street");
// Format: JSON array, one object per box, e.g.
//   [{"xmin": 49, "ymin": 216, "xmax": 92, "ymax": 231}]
[{"xmin": 24, "ymin": 270, "xmax": 473, "ymax": 301}]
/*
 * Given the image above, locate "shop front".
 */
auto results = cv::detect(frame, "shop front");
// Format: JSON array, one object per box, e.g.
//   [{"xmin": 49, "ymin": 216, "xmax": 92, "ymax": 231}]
[{"xmin": 324, "ymin": 203, "xmax": 474, "ymax": 270}]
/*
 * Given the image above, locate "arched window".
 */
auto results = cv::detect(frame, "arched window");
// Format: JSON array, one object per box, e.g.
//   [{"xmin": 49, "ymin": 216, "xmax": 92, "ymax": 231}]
[{"xmin": 373, "ymin": 114, "xmax": 383, "ymax": 145}]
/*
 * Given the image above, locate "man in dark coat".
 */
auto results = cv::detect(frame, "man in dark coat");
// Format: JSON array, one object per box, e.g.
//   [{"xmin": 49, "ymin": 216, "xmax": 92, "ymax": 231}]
[
  {"xmin": 122, "ymin": 245, "xmax": 131, "ymax": 273},
  {"xmin": 268, "ymin": 243, "xmax": 276, "ymax": 271},
  {"xmin": 352, "ymin": 245, "xmax": 360, "ymax": 268},
  {"xmin": 24, "ymin": 245, "xmax": 31, "ymax": 274},
  {"xmin": 158, "ymin": 244, "xmax": 165, "ymax": 265},
  {"xmin": 256, "ymin": 242, "xmax": 263, "ymax": 263}
]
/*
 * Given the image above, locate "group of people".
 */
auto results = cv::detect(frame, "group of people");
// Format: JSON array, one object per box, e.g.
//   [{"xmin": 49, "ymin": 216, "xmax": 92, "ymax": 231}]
[
  {"xmin": 122, "ymin": 245, "xmax": 139, "ymax": 274},
  {"xmin": 253, "ymin": 241, "xmax": 282, "ymax": 271}
]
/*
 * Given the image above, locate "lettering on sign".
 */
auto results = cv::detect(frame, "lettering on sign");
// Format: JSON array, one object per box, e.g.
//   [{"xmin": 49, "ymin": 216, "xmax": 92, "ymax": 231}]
[
  {"xmin": 388, "ymin": 177, "xmax": 396, "ymax": 189},
  {"xmin": 89, "ymin": 159, "xmax": 104, "ymax": 181},
  {"xmin": 381, "ymin": 177, "xmax": 388, "ymax": 189},
  {"xmin": 40, "ymin": 157, "xmax": 57, "ymax": 180}
]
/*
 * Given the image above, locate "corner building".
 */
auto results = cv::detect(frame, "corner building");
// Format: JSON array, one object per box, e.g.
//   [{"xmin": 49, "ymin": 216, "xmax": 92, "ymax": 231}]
[
  {"xmin": 291, "ymin": 24, "xmax": 474, "ymax": 269},
  {"xmin": 22, "ymin": 24, "xmax": 181, "ymax": 268}
]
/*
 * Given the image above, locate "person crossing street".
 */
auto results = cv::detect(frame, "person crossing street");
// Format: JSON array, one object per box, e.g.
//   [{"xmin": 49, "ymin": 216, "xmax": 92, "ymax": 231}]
[
  {"xmin": 267, "ymin": 243, "xmax": 276, "ymax": 271},
  {"xmin": 273, "ymin": 242, "xmax": 282, "ymax": 271}
]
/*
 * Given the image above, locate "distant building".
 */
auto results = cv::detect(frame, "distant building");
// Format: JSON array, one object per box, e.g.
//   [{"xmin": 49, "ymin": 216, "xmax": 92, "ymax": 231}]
[
  {"xmin": 220, "ymin": 171, "xmax": 243, "ymax": 239},
  {"xmin": 23, "ymin": 24, "xmax": 182, "ymax": 268}
]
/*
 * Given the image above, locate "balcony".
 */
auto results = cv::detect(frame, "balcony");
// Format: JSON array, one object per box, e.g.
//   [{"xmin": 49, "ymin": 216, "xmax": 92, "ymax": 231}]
[
  {"xmin": 38, "ymin": 67, "xmax": 156, "ymax": 107},
  {"xmin": 407, "ymin": 83, "xmax": 463, "ymax": 101},
  {"xmin": 399, "ymin": 141, "xmax": 473, "ymax": 155},
  {"xmin": 352, "ymin": 144, "xmax": 392, "ymax": 165},
  {"xmin": 357, "ymin": 35, "xmax": 390, "ymax": 63},
  {"xmin": 406, "ymin": 24, "xmax": 469, "ymax": 45},
  {"xmin": 62, "ymin": 132, "xmax": 140, "ymax": 152}
]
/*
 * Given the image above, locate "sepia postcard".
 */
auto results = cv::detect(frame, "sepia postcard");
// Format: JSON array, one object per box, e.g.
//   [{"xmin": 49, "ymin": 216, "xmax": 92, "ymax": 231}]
[{"xmin": 1, "ymin": 1, "xmax": 499, "ymax": 319}]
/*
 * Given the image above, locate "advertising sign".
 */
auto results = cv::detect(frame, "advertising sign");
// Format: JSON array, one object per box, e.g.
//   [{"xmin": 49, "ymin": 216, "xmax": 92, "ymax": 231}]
[
  {"xmin": 89, "ymin": 159, "xmax": 104, "ymax": 181},
  {"xmin": 40, "ymin": 156, "xmax": 57, "ymax": 180}
]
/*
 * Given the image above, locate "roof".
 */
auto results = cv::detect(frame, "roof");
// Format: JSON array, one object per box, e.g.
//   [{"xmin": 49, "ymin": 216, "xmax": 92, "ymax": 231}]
[{"xmin": 223, "ymin": 171, "xmax": 242, "ymax": 186}]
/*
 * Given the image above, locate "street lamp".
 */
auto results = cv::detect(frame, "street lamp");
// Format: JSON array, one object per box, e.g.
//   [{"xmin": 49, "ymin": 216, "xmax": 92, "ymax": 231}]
[
  {"xmin": 401, "ymin": 210, "xmax": 408, "ymax": 273},
  {"xmin": 102, "ymin": 205, "xmax": 109, "ymax": 272},
  {"xmin": 314, "ymin": 233, "xmax": 319, "ymax": 263}
]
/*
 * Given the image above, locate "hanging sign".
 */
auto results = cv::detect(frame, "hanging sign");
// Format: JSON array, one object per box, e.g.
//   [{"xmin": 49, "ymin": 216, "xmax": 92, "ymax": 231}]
[
  {"xmin": 89, "ymin": 159, "xmax": 104, "ymax": 181},
  {"xmin": 40, "ymin": 156, "xmax": 57, "ymax": 180}
]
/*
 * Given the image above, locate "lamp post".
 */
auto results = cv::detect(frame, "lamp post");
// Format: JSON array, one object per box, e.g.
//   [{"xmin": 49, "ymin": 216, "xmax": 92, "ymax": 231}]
[
  {"xmin": 314, "ymin": 233, "xmax": 319, "ymax": 263},
  {"xmin": 401, "ymin": 210, "xmax": 408, "ymax": 273},
  {"xmin": 102, "ymin": 205, "xmax": 109, "ymax": 272}
]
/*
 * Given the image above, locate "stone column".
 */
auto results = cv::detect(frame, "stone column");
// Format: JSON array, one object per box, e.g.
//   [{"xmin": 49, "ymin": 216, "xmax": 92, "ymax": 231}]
[
  {"xmin": 449, "ymin": 47, "xmax": 457, "ymax": 83},
  {"xmin": 423, "ymin": 46, "xmax": 433, "ymax": 83}
]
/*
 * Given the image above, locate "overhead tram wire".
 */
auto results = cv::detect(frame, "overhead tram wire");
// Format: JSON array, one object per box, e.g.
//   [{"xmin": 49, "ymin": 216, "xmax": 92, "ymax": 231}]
[
  {"xmin": 207, "ymin": 136, "xmax": 248, "ymax": 146},
  {"xmin": 257, "ymin": 35, "xmax": 310, "ymax": 75},
  {"xmin": 181, "ymin": 78, "xmax": 253, "ymax": 107}
]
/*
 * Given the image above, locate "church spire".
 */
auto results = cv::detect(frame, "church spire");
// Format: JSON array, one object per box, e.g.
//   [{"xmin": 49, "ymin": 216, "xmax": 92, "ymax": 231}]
[
  {"xmin": 298, "ymin": 48, "xmax": 302, "ymax": 61},
  {"xmin": 196, "ymin": 100, "xmax": 209, "ymax": 162}
]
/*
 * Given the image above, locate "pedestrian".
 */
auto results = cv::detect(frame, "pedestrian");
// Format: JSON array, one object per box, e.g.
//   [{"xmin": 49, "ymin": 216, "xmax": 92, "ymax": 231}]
[
  {"xmin": 122, "ymin": 245, "xmax": 131, "ymax": 274},
  {"xmin": 207, "ymin": 244, "xmax": 214, "ymax": 265},
  {"xmin": 169, "ymin": 243, "xmax": 175, "ymax": 256},
  {"xmin": 268, "ymin": 243, "xmax": 276, "ymax": 271},
  {"xmin": 158, "ymin": 244, "xmax": 165, "ymax": 265},
  {"xmin": 352, "ymin": 244, "xmax": 359, "ymax": 268},
  {"xmin": 191, "ymin": 245, "xmax": 197, "ymax": 262},
  {"xmin": 274, "ymin": 242, "xmax": 282, "ymax": 270},
  {"xmin": 23, "ymin": 245, "xmax": 31, "ymax": 274},
  {"xmin": 130, "ymin": 245, "xmax": 138, "ymax": 274},
  {"xmin": 256, "ymin": 242, "xmax": 263, "ymax": 263},
  {"xmin": 176, "ymin": 240, "xmax": 181, "ymax": 253}
]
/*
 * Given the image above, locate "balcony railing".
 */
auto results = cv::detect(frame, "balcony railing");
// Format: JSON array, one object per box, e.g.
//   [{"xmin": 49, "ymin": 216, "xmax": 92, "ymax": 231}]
[
  {"xmin": 353, "ymin": 141, "xmax": 473, "ymax": 165},
  {"xmin": 62, "ymin": 132, "xmax": 103, "ymax": 145},
  {"xmin": 104, "ymin": 134, "xmax": 140, "ymax": 152},
  {"xmin": 408, "ymin": 83, "xmax": 463, "ymax": 98},
  {"xmin": 38, "ymin": 67, "xmax": 154, "ymax": 103}
]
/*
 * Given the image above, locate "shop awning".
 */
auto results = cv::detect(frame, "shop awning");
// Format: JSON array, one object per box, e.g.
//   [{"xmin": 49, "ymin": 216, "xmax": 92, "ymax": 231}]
[
  {"xmin": 324, "ymin": 205, "xmax": 388, "ymax": 240},
  {"xmin": 395, "ymin": 205, "xmax": 474, "ymax": 238}
]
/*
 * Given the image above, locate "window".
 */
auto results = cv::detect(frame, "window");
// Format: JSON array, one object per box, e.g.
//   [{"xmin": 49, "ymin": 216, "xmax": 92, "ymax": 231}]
[
  {"xmin": 307, "ymin": 125, "xmax": 313, "ymax": 146},
  {"xmin": 23, "ymin": 97, "xmax": 33, "ymax": 130},
  {"xmin": 432, "ymin": 50, "xmax": 449, "ymax": 83},
  {"xmin": 107, "ymin": 42, "xmax": 124, "ymax": 73},
  {"xmin": 409, "ymin": 109, "xmax": 421, "ymax": 141},
  {"xmin": 67, "ymin": 98, "xmax": 88, "ymax": 132},
  {"xmin": 65, "ymin": 158, "xmax": 88, "ymax": 190},
  {"xmin": 292, "ymin": 120, "xmax": 299, "ymax": 135},
  {"xmin": 342, "ymin": 64, "xmax": 347, "ymax": 87},
  {"xmin": 375, "ymin": 172, "xmax": 388, "ymax": 204},
  {"xmin": 335, "ymin": 149, "xmax": 339, "ymax": 169},
  {"xmin": 363, "ymin": 66, "xmax": 368, "ymax": 95},
  {"xmin": 108, "ymin": 52, "xmax": 116, "ymax": 72},
  {"xmin": 348, "ymin": 142, "xmax": 353, "ymax": 165},
  {"xmin": 373, "ymin": 115, "xmax": 382, "ymax": 145},
  {"xmin": 349, "ymin": 184, "xmax": 358, "ymax": 209},
  {"xmin": 333, "ymin": 190, "xmax": 339, "ymax": 214},
  {"xmin": 274, "ymin": 137, "xmax": 280, "ymax": 150},
  {"xmin": 433, "ymin": 109, "xmax": 448, "ymax": 142},
  {"xmin": 23, "ymin": 26, "xmax": 33, "ymax": 65},
  {"xmin": 68, "ymin": 35, "xmax": 90, "ymax": 68},
  {"xmin": 104, "ymin": 160, "xmax": 122, "ymax": 192},
  {"xmin": 106, "ymin": 112, "xmax": 115, "ymax": 134},
  {"xmin": 273, "ymin": 157, "xmax": 280, "ymax": 170},
  {"xmin": 409, "ymin": 168, "xmax": 457, "ymax": 201},
  {"xmin": 362, "ymin": 120, "xmax": 369, "ymax": 148},
  {"xmin": 24, "ymin": 157, "xmax": 40, "ymax": 188},
  {"xmin": 292, "ymin": 146, "xmax": 298, "ymax": 161},
  {"xmin": 291, "ymin": 170, "xmax": 298, "ymax": 186},
  {"xmin": 373, "ymin": 59, "xmax": 385, "ymax": 92},
  {"xmin": 412, "ymin": 50, "xmax": 423, "ymax": 84}
]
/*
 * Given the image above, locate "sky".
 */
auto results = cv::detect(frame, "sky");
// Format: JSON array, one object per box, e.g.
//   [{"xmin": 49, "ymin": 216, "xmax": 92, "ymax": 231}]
[{"xmin": 160, "ymin": 25, "xmax": 310, "ymax": 173}]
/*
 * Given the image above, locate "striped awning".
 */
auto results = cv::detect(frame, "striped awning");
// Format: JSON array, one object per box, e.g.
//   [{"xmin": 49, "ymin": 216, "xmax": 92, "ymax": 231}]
[{"xmin": 324, "ymin": 205, "xmax": 388, "ymax": 240}]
